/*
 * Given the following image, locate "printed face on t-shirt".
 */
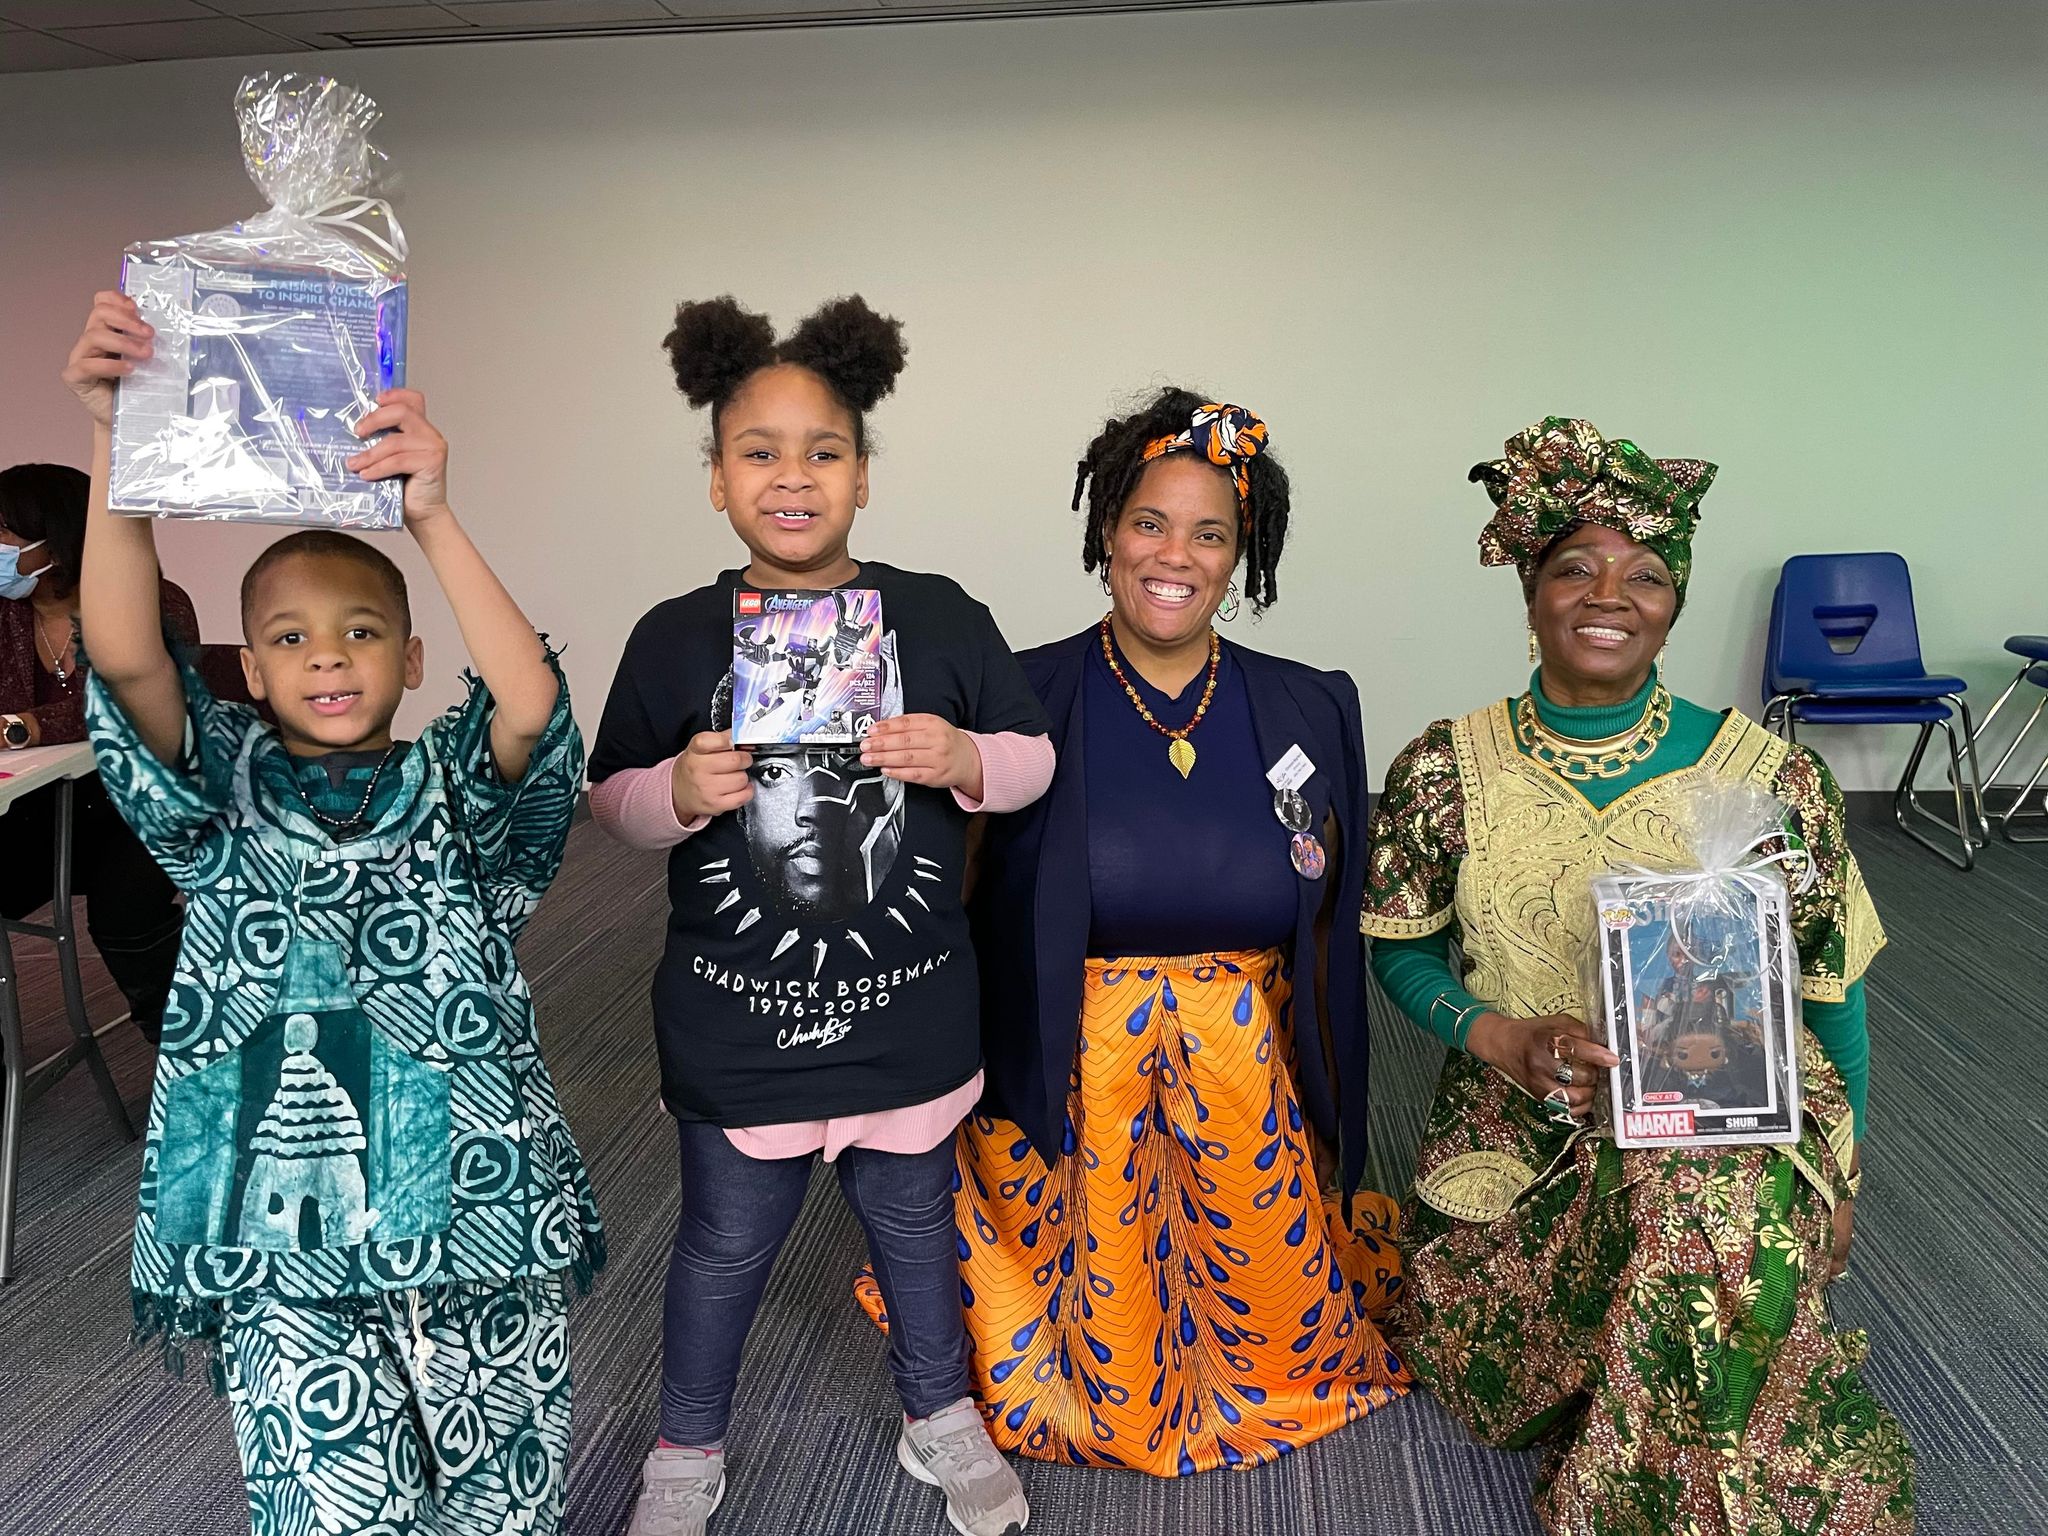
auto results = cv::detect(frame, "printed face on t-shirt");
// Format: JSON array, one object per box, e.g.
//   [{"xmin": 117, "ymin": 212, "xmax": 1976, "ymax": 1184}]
[{"xmin": 742, "ymin": 750, "xmax": 902, "ymax": 920}]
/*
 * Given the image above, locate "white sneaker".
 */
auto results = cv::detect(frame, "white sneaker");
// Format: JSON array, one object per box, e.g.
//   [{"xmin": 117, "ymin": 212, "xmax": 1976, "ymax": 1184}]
[
  {"xmin": 626, "ymin": 1445, "xmax": 727, "ymax": 1536},
  {"xmin": 897, "ymin": 1400, "xmax": 1029, "ymax": 1536}
]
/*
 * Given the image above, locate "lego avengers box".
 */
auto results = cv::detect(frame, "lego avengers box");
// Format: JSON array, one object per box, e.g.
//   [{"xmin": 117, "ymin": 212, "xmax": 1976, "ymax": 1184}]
[{"xmin": 732, "ymin": 588, "xmax": 888, "ymax": 749}]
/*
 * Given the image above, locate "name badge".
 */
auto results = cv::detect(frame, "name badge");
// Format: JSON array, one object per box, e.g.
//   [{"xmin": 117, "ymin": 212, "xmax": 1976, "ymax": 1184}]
[{"xmin": 1265, "ymin": 744, "xmax": 1315, "ymax": 793}]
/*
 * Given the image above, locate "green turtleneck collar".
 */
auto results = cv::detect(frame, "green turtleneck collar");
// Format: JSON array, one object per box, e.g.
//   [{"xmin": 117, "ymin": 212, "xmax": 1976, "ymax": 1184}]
[{"xmin": 1529, "ymin": 666, "xmax": 1660, "ymax": 742}]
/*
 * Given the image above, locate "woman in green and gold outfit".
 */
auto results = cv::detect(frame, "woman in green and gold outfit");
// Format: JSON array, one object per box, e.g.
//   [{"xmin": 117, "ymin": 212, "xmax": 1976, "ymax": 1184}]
[{"xmin": 1362, "ymin": 418, "xmax": 1913, "ymax": 1535}]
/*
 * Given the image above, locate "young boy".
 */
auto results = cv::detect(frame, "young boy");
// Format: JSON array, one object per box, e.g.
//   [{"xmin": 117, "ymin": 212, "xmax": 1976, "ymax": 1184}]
[{"xmin": 62, "ymin": 292, "xmax": 603, "ymax": 1536}]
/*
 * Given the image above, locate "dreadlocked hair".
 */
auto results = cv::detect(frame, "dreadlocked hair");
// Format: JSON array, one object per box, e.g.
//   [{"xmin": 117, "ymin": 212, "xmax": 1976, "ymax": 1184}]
[
  {"xmin": 1072, "ymin": 386, "xmax": 1290, "ymax": 613},
  {"xmin": 662, "ymin": 294, "xmax": 908, "ymax": 455}
]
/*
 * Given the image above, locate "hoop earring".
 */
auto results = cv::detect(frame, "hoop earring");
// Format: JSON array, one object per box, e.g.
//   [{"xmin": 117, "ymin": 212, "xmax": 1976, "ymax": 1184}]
[
  {"xmin": 1100, "ymin": 560, "xmax": 1113, "ymax": 596},
  {"xmin": 1217, "ymin": 582, "xmax": 1241, "ymax": 623}
]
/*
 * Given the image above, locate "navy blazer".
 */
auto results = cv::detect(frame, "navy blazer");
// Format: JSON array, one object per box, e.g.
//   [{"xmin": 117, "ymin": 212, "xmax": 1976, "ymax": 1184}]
[{"xmin": 971, "ymin": 628, "xmax": 1375, "ymax": 1192}]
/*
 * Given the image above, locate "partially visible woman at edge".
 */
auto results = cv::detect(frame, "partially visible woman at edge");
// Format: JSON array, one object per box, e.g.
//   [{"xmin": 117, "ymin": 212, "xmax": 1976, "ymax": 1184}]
[
  {"xmin": 1361, "ymin": 417, "xmax": 1913, "ymax": 1534},
  {"xmin": 875, "ymin": 389, "xmax": 1408, "ymax": 1475},
  {"xmin": 1, "ymin": 462, "xmax": 195, "ymax": 1042}
]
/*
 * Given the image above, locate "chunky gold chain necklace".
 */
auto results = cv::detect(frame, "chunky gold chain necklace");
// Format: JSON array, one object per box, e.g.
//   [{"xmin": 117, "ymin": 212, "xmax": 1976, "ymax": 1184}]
[
  {"xmin": 1099, "ymin": 615, "xmax": 1220, "ymax": 780},
  {"xmin": 1515, "ymin": 683, "xmax": 1672, "ymax": 782}
]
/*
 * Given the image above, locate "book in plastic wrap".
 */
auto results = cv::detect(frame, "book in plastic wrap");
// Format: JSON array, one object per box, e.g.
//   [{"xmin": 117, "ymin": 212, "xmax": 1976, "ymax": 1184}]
[
  {"xmin": 732, "ymin": 588, "xmax": 889, "ymax": 748},
  {"xmin": 114, "ymin": 258, "xmax": 407, "ymax": 528},
  {"xmin": 1592, "ymin": 868, "xmax": 1802, "ymax": 1149},
  {"xmin": 108, "ymin": 72, "xmax": 409, "ymax": 529}
]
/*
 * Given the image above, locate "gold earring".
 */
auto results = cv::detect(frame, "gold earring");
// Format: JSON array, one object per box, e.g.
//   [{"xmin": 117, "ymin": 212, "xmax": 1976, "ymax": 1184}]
[
  {"xmin": 1655, "ymin": 645, "xmax": 1668, "ymax": 676},
  {"xmin": 1528, "ymin": 629, "xmax": 1540, "ymax": 666}
]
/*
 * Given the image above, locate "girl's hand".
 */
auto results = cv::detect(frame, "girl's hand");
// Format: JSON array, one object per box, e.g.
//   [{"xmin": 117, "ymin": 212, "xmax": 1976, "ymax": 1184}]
[
  {"xmin": 1465, "ymin": 1010, "xmax": 1619, "ymax": 1120},
  {"xmin": 860, "ymin": 714, "xmax": 980, "ymax": 792},
  {"xmin": 62, "ymin": 291, "xmax": 153, "ymax": 428},
  {"xmin": 673, "ymin": 731, "xmax": 754, "ymax": 821},
  {"xmin": 348, "ymin": 388, "xmax": 449, "ymax": 522}
]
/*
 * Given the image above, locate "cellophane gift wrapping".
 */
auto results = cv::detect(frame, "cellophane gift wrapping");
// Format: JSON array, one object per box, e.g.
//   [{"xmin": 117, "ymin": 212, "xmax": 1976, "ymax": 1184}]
[
  {"xmin": 1584, "ymin": 781, "xmax": 1807, "ymax": 1150},
  {"xmin": 111, "ymin": 72, "xmax": 408, "ymax": 529}
]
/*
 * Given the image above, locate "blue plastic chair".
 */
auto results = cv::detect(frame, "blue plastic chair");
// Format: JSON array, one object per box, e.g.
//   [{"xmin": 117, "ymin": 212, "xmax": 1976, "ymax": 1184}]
[
  {"xmin": 1973, "ymin": 636, "xmax": 2048, "ymax": 842},
  {"xmin": 1762, "ymin": 553, "xmax": 1987, "ymax": 870}
]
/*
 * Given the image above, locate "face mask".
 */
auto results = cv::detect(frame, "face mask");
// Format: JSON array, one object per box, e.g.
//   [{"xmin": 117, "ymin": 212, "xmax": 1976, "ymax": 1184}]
[{"xmin": 0, "ymin": 541, "xmax": 45, "ymax": 601}]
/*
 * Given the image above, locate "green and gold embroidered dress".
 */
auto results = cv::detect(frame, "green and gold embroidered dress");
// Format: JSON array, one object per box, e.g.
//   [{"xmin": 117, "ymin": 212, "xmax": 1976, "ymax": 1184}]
[{"xmin": 1362, "ymin": 675, "xmax": 1913, "ymax": 1535}]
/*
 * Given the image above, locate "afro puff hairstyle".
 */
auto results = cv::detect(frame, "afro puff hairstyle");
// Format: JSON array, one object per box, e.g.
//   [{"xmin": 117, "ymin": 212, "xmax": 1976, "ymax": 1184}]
[
  {"xmin": 1072, "ymin": 386, "xmax": 1291, "ymax": 614},
  {"xmin": 663, "ymin": 295, "xmax": 908, "ymax": 456}
]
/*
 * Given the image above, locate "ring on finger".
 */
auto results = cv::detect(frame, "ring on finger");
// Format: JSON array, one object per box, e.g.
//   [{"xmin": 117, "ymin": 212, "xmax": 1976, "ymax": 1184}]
[{"xmin": 1554, "ymin": 1062, "xmax": 1575, "ymax": 1086}]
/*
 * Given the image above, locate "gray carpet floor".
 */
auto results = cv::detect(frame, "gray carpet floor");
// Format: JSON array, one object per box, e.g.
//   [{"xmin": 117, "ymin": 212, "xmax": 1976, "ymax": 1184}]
[{"xmin": 2, "ymin": 802, "xmax": 2043, "ymax": 1535}]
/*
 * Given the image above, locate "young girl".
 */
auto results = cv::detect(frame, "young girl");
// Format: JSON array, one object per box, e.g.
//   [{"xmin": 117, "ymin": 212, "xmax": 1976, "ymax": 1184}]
[{"xmin": 589, "ymin": 296, "xmax": 1052, "ymax": 1536}]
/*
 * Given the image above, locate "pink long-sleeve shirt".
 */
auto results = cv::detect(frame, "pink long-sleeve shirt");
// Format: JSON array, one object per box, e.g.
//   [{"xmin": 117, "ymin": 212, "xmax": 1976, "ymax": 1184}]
[{"xmin": 589, "ymin": 730, "xmax": 1055, "ymax": 1160}]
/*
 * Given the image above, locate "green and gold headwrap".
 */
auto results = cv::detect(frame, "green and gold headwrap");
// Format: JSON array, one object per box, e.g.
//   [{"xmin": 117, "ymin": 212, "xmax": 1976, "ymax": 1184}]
[{"xmin": 1471, "ymin": 416, "xmax": 1716, "ymax": 601}]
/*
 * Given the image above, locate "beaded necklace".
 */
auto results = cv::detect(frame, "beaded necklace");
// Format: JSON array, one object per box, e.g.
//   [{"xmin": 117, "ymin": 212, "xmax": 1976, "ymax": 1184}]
[{"xmin": 1098, "ymin": 615, "xmax": 1221, "ymax": 780}]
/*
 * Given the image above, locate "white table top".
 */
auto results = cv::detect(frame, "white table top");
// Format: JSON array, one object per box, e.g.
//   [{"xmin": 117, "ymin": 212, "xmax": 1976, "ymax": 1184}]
[{"xmin": 0, "ymin": 740, "xmax": 97, "ymax": 814}]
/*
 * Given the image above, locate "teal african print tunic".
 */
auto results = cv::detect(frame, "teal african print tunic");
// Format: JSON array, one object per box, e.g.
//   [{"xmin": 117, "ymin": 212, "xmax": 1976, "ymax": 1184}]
[{"xmin": 85, "ymin": 652, "xmax": 604, "ymax": 1359}]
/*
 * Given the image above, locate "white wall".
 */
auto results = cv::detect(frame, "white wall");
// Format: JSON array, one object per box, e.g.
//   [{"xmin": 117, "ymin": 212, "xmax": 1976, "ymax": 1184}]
[{"xmin": 3, "ymin": 0, "xmax": 2041, "ymax": 789}]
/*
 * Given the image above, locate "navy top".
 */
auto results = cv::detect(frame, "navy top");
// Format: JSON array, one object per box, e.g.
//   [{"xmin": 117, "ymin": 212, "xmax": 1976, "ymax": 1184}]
[
  {"xmin": 971, "ymin": 629, "xmax": 1374, "ymax": 1192},
  {"xmin": 1085, "ymin": 637, "xmax": 1298, "ymax": 956}
]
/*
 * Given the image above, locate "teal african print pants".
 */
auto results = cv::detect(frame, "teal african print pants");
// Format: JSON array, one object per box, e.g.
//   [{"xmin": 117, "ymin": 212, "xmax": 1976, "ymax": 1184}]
[{"xmin": 220, "ymin": 1277, "xmax": 572, "ymax": 1536}]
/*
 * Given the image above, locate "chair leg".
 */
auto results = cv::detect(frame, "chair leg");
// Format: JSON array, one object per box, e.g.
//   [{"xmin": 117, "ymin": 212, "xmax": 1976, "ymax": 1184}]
[
  {"xmin": 1894, "ymin": 719, "xmax": 1977, "ymax": 871},
  {"xmin": 49, "ymin": 782, "xmax": 134, "ymax": 1142},
  {"xmin": 1949, "ymin": 696, "xmax": 1992, "ymax": 843},
  {"xmin": 1994, "ymin": 744, "xmax": 2048, "ymax": 842},
  {"xmin": 0, "ymin": 924, "xmax": 23, "ymax": 1284},
  {"xmin": 1972, "ymin": 662, "xmax": 2033, "ymax": 745},
  {"xmin": 1982, "ymin": 694, "xmax": 2048, "ymax": 787},
  {"xmin": 1763, "ymin": 694, "xmax": 1795, "ymax": 739},
  {"xmin": 1978, "ymin": 685, "xmax": 2048, "ymax": 842}
]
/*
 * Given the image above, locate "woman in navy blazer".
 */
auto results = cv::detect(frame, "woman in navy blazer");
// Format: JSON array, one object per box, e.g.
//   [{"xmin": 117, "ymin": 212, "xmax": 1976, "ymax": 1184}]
[{"xmin": 945, "ymin": 389, "xmax": 1408, "ymax": 1476}]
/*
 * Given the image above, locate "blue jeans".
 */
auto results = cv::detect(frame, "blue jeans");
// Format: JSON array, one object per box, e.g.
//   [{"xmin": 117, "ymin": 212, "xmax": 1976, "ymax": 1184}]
[{"xmin": 661, "ymin": 1118, "xmax": 970, "ymax": 1446}]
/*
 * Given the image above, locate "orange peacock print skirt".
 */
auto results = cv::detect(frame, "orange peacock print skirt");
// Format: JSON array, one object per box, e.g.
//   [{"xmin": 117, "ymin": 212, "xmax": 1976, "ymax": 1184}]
[{"xmin": 863, "ymin": 948, "xmax": 1410, "ymax": 1474}]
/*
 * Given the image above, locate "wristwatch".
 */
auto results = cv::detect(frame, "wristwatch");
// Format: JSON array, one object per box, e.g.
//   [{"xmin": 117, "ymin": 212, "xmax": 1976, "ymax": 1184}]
[{"xmin": 2, "ymin": 714, "xmax": 29, "ymax": 749}]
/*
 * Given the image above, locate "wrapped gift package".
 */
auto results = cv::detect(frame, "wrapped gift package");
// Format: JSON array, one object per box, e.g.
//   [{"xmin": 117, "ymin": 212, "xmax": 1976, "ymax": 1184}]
[
  {"xmin": 112, "ymin": 73, "xmax": 408, "ymax": 529},
  {"xmin": 1586, "ymin": 783, "xmax": 1808, "ymax": 1150}
]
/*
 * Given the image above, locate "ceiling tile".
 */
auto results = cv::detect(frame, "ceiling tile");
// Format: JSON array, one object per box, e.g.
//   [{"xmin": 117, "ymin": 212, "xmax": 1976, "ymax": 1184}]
[
  {"xmin": 250, "ymin": 5, "xmax": 470, "ymax": 41},
  {"xmin": 660, "ymin": 0, "xmax": 881, "ymax": 14},
  {"xmin": 52, "ymin": 17, "xmax": 309, "ymax": 60},
  {"xmin": 450, "ymin": 0, "xmax": 670, "ymax": 26},
  {"xmin": 0, "ymin": 28, "xmax": 127, "ymax": 68},
  {"xmin": 211, "ymin": 0, "xmax": 443, "ymax": 12},
  {"xmin": 3, "ymin": 0, "xmax": 218, "ymax": 23},
  {"xmin": 0, "ymin": 0, "xmax": 210, "ymax": 24}
]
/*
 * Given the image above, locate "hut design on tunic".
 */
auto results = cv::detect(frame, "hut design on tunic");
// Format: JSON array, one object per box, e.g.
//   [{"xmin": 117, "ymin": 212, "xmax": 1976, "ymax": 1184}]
[
  {"xmin": 239, "ymin": 1011, "xmax": 371, "ymax": 1250},
  {"xmin": 155, "ymin": 932, "xmax": 454, "ymax": 1252}
]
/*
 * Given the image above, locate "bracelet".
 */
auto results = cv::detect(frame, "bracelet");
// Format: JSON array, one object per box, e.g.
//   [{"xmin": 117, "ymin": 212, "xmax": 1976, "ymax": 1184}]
[
  {"xmin": 1453, "ymin": 1003, "xmax": 1487, "ymax": 1053},
  {"xmin": 1428, "ymin": 994, "xmax": 1488, "ymax": 1053}
]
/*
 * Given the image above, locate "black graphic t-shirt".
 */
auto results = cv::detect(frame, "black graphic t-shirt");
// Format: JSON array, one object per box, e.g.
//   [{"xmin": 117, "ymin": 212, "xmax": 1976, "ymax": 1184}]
[{"xmin": 590, "ymin": 563, "xmax": 1050, "ymax": 1125}]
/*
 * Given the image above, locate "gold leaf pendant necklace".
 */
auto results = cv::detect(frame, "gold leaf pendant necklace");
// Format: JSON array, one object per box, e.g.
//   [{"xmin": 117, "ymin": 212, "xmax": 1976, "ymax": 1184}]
[{"xmin": 1099, "ymin": 615, "xmax": 1221, "ymax": 780}]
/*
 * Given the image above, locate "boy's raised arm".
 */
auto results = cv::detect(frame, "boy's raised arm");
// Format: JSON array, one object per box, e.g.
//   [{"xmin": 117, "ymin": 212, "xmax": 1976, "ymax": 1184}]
[
  {"xmin": 347, "ymin": 388, "xmax": 559, "ymax": 783},
  {"xmin": 64, "ymin": 292, "xmax": 188, "ymax": 766}
]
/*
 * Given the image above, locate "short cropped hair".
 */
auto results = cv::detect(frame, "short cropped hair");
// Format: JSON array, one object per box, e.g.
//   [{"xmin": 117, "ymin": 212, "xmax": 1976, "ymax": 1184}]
[{"xmin": 239, "ymin": 530, "xmax": 411, "ymax": 639}]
